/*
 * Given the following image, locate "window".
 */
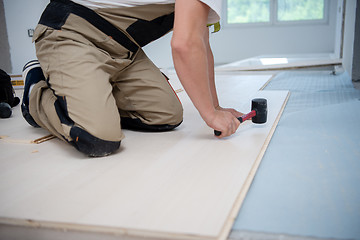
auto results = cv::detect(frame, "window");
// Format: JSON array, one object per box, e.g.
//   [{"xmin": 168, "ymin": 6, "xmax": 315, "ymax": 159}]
[
  {"xmin": 277, "ymin": 0, "xmax": 325, "ymax": 21},
  {"xmin": 226, "ymin": 0, "xmax": 327, "ymax": 25},
  {"xmin": 227, "ymin": 0, "xmax": 270, "ymax": 24}
]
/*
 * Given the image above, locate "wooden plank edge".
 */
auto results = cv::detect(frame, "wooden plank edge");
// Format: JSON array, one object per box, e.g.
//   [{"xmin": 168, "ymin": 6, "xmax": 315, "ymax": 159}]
[
  {"xmin": 215, "ymin": 59, "xmax": 342, "ymax": 72},
  {"xmin": 259, "ymin": 74, "xmax": 277, "ymax": 91},
  {"xmin": 0, "ymin": 217, "xmax": 215, "ymax": 240},
  {"xmin": 217, "ymin": 91, "xmax": 291, "ymax": 240},
  {"xmin": 32, "ymin": 134, "xmax": 56, "ymax": 144}
]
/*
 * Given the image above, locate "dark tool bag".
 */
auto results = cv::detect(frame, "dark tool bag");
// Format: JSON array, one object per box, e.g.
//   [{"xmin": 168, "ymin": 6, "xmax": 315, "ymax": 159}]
[{"xmin": 0, "ymin": 69, "xmax": 20, "ymax": 107}]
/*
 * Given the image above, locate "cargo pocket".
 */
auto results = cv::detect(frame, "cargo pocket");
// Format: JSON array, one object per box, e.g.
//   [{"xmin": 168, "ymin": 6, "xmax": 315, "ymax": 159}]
[{"xmin": 93, "ymin": 34, "xmax": 137, "ymax": 62}]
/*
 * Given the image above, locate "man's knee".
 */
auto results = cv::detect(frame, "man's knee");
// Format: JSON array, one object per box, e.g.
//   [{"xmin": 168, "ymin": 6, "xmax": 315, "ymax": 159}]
[
  {"xmin": 160, "ymin": 94, "xmax": 184, "ymax": 126},
  {"xmin": 126, "ymin": 97, "xmax": 183, "ymax": 131},
  {"xmin": 69, "ymin": 126, "xmax": 121, "ymax": 157}
]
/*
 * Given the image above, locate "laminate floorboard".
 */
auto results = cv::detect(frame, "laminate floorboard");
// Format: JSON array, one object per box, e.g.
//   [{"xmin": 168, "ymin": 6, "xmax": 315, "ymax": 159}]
[{"xmin": 0, "ymin": 73, "xmax": 288, "ymax": 240}]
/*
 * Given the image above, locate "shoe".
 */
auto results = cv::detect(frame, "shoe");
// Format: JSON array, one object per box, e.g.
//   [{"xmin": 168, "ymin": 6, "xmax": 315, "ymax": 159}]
[
  {"xmin": 0, "ymin": 102, "xmax": 12, "ymax": 118},
  {"xmin": 21, "ymin": 60, "xmax": 45, "ymax": 127}
]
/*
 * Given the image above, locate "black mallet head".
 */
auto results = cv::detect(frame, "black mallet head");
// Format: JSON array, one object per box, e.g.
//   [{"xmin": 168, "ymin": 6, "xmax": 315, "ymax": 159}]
[{"xmin": 251, "ymin": 98, "xmax": 267, "ymax": 124}]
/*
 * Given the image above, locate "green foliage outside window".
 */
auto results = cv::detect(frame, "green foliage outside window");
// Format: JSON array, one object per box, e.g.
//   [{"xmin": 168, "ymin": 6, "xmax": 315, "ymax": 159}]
[
  {"xmin": 227, "ymin": 0, "xmax": 270, "ymax": 24},
  {"xmin": 278, "ymin": 0, "xmax": 324, "ymax": 21},
  {"xmin": 227, "ymin": 0, "xmax": 325, "ymax": 24}
]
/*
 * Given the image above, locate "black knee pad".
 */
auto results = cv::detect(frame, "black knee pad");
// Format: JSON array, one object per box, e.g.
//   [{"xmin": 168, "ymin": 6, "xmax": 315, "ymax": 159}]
[
  {"xmin": 70, "ymin": 126, "xmax": 121, "ymax": 157},
  {"xmin": 121, "ymin": 117, "xmax": 182, "ymax": 132}
]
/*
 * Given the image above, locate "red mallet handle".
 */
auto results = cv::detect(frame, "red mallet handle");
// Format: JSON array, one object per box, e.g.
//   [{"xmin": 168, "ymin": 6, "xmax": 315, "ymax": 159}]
[{"xmin": 238, "ymin": 110, "xmax": 256, "ymax": 123}]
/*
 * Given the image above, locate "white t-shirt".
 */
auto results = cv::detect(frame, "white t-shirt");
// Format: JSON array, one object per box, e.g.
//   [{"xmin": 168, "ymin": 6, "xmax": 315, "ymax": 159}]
[{"xmin": 71, "ymin": 0, "xmax": 222, "ymax": 24}]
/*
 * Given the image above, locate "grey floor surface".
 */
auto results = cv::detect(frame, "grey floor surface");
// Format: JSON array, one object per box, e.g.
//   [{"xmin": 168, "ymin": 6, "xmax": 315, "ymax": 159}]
[{"xmin": 229, "ymin": 71, "xmax": 360, "ymax": 240}]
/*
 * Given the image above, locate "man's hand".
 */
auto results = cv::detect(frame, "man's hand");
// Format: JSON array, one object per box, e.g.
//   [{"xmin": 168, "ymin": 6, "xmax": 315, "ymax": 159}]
[{"xmin": 206, "ymin": 109, "xmax": 241, "ymax": 138}]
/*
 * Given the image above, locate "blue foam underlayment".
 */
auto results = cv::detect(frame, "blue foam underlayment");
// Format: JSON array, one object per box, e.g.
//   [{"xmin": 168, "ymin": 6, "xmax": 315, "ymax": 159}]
[{"xmin": 231, "ymin": 71, "xmax": 360, "ymax": 239}]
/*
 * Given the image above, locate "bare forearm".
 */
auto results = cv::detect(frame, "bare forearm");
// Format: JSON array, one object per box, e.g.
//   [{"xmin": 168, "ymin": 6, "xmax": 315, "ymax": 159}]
[
  {"xmin": 171, "ymin": 0, "xmax": 241, "ymax": 138},
  {"xmin": 205, "ymin": 34, "xmax": 219, "ymax": 109},
  {"xmin": 171, "ymin": 0, "xmax": 216, "ymax": 124},
  {"xmin": 172, "ymin": 37, "xmax": 215, "ymax": 123}
]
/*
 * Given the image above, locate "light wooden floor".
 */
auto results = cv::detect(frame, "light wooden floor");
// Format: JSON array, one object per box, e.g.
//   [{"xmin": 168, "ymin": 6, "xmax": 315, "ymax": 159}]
[{"xmin": 0, "ymin": 73, "xmax": 289, "ymax": 240}]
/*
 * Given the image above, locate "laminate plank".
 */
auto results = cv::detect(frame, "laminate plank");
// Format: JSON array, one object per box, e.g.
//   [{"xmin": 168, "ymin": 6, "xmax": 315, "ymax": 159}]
[{"xmin": 0, "ymin": 74, "xmax": 288, "ymax": 240}]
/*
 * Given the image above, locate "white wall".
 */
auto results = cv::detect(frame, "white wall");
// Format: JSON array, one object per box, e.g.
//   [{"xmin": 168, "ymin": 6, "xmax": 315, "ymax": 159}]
[
  {"xmin": 0, "ymin": 0, "xmax": 11, "ymax": 72},
  {"xmin": 4, "ymin": 0, "xmax": 340, "ymax": 73},
  {"xmin": 341, "ymin": 0, "xmax": 357, "ymax": 77},
  {"xmin": 334, "ymin": 0, "xmax": 344, "ymax": 59},
  {"xmin": 3, "ymin": 0, "xmax": 48, "ymax": 74},
  {"xmin": 352, "ymin": 1, "xmax": 360, "ymax": 81}
]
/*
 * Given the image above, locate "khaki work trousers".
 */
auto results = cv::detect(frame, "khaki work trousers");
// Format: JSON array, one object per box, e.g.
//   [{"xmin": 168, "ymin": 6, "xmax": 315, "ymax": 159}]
[{"xmin": 30, "ymin": 0, "xmax": 183, "ymax": 156}]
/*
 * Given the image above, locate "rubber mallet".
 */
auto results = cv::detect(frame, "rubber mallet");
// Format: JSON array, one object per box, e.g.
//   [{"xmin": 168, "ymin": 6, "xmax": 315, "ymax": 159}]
[{"xmin": 214, "ymin": 98, "xmax": 267, "ymax": 136}]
